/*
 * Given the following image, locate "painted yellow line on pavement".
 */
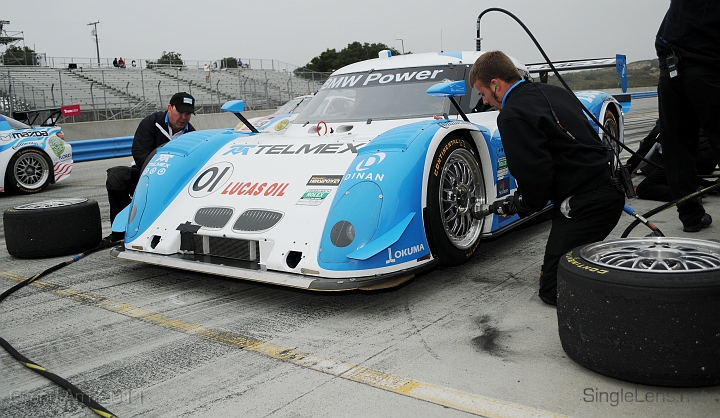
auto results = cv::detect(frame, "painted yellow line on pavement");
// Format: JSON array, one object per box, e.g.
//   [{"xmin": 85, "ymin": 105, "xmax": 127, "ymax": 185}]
[{"xmin": 1, "ymin": 270, "xmax": 570, "ymax": 418}]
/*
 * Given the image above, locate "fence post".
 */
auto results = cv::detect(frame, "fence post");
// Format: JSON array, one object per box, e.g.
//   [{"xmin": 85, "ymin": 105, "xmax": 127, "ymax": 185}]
[
  {"xmin": 7, "ymin": 70, "xmax": 13, "ymax": 117},
  {"xmin": 141, "ymin": 69, "xmax": 146, "ymax": 103},
  {"xmin": 101, "ymin": 70, "xmax": 108, "ymax": 120},
  {"xmin": 157, "ymin": 80, "xmax": 162, "ymax": 107},
  {"xmin": 176, "ymin": 68, "xmax": 179, "ymax": 92},
  {"xmin": 90, "ymin": 82, "xmax": 98, "ymax": 121},
  {"xmin": 58, "ymin": 70, "xmax": 64, "ymax": 106},
  {"xmin": 216, "ymin": 80, "xmax": 221, "ymax": 112},
  {"xmin": 126, "ymin": 81, "xmax": 131, "ymax": 119}
]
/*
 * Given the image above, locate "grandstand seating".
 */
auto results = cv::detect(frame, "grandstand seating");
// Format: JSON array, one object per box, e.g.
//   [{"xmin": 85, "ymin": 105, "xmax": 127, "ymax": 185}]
[{"xmin": 1, "ymin": 65, "xmax": 329, "ymax": 122}]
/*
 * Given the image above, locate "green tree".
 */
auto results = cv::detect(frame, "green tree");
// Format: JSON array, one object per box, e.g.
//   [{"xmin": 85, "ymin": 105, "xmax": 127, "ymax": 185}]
[
  {"xmin": 147, "ymin": 51, "xmax": 184, "ymax": 69},
  {"xmin": 222, "ymin": 57, "xmax": 238, "ymax": 69},
  {"xmin": 1, "ymin": 45, "xmax": 38, "ymax": 66},
  {"xmin": 297, "ymin": 42, "xmax": 403, "ymax": 75}
]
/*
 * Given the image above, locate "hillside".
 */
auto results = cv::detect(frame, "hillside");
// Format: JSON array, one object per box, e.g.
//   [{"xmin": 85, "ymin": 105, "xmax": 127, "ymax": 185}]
[{"xmin": 546, "ymin": 59, "xmax": 659, "ymax": 90}]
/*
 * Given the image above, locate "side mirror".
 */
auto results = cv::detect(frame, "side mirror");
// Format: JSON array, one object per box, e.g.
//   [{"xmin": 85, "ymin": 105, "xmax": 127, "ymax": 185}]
[
  {"xmin": 221, "ymin": 100, "xmax": 245, "ymax": 113},
  {"xmin": 426, "ymin": 80, "xmax": 466, "ymax": 97}
]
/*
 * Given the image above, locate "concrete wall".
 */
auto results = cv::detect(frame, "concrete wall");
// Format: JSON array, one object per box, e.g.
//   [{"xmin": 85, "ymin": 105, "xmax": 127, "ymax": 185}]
[{"xmin": 59, "ymin": 109, "xmax": 274, "ymax": 141}]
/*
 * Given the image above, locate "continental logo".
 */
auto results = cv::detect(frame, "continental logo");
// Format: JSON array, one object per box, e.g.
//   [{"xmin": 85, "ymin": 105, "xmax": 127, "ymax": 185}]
[
  {"xmin": 565, "ymin": 253, "xmax": 609, "ymax": 274},
  {"xmin": 433, "ymin": 139, "xmax": 465, "ymax": 177}
]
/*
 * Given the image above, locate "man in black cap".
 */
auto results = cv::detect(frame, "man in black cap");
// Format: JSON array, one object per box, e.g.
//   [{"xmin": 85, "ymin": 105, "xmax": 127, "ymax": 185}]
[{"xmin": 105, "ymin": 92, "xmax": 196, "ymax": 242}]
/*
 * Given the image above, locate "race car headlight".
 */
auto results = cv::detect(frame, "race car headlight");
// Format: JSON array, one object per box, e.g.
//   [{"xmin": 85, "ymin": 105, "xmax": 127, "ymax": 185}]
[{"xmin": 330, "ymin": 221, "xmax": 355, "ymax": 247}]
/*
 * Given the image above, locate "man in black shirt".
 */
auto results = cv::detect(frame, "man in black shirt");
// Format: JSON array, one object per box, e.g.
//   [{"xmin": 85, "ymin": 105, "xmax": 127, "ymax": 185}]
[
  {"xmin": 656, "ymin": 0, "xmax": 720, "ymax": 232},
  {"xmin": 469, "ymin": 51, "xmax": 624, "ymax": 306},
  {"xmin": 105, "ymin": 92, "xmax": 196, "ymax": 241}
]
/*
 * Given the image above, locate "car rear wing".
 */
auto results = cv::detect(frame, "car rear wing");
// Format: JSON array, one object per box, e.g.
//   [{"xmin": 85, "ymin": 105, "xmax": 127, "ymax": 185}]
[
  {"xmin": 525, "ymin": 54, "xmax": 628, "ymax": 93},
  {"xmin": 12, "ymin": 104, "xmax": 81, "ymax": 126},
  {"xmin": 526, "ymin": 55, "xmax": 630, "ymax": 113}
]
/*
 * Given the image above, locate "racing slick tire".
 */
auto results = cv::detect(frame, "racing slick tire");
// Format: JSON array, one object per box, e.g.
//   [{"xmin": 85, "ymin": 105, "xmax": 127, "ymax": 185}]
[
  {"xmin": 5, "ymin": 148, "xmax": 53, "ymax": 194},
  {"xmin": 3, "ymin": 198, "xmax": 102, "ymax": 258},
  {"xmin": 557, "ymin": 238, "xmax": 720, "ymax": 387},
  {"xmin": 600, "ymin": 110, "xmax": 620, "ymax": 169},
  {"xmin": 425, "ymin": 136, "xmax": 485, "ymax": 266}
]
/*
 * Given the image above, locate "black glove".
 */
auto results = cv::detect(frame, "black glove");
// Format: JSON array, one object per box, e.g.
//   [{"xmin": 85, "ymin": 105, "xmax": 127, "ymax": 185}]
[{"xmin": 489, "ymin": 194, "xmax": 518, "ymax": 216}]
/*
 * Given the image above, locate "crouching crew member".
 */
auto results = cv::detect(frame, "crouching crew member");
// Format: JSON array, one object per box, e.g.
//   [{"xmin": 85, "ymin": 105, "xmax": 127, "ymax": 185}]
[
  {"xmin": 469, "ymin": 51, "xmax": 624, "ymax": 306},
  {"xmin": 105, "ymin": 92, "xmax": 196, "ymax": 242}
]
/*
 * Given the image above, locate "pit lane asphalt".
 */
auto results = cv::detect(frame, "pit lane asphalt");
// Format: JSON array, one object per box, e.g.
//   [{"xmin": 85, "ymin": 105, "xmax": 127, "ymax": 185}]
[{"xmin": 1, "ymin": 98, "xmax": 718, "ymax": 417}]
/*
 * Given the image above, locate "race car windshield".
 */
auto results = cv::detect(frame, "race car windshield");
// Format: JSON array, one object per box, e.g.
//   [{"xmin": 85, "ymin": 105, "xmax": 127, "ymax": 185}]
[{"xmin": 293, "ymin": 66, "xmax": 454, "ymax": 124}]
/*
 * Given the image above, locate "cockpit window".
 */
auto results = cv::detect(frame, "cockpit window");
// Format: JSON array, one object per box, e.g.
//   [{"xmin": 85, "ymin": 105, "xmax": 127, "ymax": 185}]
[{"xmin": 293, "ymin": 66, "xmax": 464, "ymax": 123}]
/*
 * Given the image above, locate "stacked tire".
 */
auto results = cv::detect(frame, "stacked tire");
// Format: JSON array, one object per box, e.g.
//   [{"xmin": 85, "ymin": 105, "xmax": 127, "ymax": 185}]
[
  {"xmin": 558, "ymin": 238, "xmax": 720, "ymax": 387},
  {"xmin": 4, "ymin": 198, "xmax": 102, "ymax": 258}
]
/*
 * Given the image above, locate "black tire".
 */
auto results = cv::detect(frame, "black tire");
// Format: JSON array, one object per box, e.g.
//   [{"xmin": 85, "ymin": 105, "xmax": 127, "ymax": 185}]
[
  {"xmin": 600, "ymin": 110, "xmax": 620, "ymax": 171},
  {"xmin": 557, "ymin": 238, "xmax": 720, "ymax": 387},
  {"xmin": 425, "ymin": 136, "xmax": 485, "ymax": 266},
  {"xmin": 5, "ymin": 148, "xmax": 53, "ymax": 194},
  {"xmin": 3, "ymin": 198, "xmax": 102, "ymax": 258}
]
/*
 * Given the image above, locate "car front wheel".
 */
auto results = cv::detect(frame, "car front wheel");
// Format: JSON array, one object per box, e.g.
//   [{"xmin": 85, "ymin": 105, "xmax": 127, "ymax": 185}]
[{"xmin": 424, "ymin": 136, "xmax": 485, "ymax": 266}]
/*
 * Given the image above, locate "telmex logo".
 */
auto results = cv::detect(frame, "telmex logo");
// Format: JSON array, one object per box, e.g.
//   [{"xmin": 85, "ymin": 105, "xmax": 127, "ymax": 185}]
[
  {"xmin": 223, "ymin": 142, "xmax": 363, "ymax": 156},
  {"xmin": 355, "ymin": 152, "xmax": 386, "ymax": 171},
  {"xmin": 188, "ymin": 162, "xmax": 234, "ymax": 198}
]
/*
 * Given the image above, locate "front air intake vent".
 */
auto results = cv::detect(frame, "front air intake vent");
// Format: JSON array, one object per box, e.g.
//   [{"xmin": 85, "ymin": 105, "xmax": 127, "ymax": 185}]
[
  {"xmin": 232, "ymin": 209, "xmax": 284, "ymax": 232},
  {"xmin": 194, "ymin": 207, "xmax": 234, "ymax": 229}
]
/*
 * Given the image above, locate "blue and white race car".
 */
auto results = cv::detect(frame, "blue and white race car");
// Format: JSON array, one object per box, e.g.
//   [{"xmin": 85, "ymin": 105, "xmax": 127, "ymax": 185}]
[
  {"xmin": 1, "ymin": 108, "xmax": 73, "ymax": 194},
  {"xmin": 111, "ymin": 50, "xmax": 626, "ymax": 290}
]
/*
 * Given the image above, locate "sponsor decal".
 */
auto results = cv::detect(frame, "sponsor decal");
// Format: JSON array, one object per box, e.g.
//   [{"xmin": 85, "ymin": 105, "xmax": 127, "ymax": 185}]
[
  {"xmin": 220, "ymin": 181, "xmax": 289, "ymax": 197},
  {"xmin": 0, "ymin": 133, "xmax": 12, "ymax": 142},
  {"xmin": 322, "ymin": 68, "xmax": 446, "ymax": 90},
  {"xmin": 355, "ymin": 152, "xmax": 385, "ymax": 171},
  {"xmin": 385, "ymin": 244, "xmax": 426, "ymax": 264},
  {"xmin": 343, "ymin": 172, "xmax": 384, "ymax": 182},
  {"xmin": 12, "ymin": 139, "xmax": 45, "ymax": 150},
  {"xmin": 497, "ymin": 156, "xmax": 508, "ymax": 178},
  {"xmin": 187, "ymin": 162, "xmax": 234, "ymax": 198},
  {"xmin": 49, "ymin": 136, "xmax": 65, "ymax": 157},
  {"xmin": 306, "ymin": 175, "xmax": 342, "ymax": 186},
  {"xmin": 60, "ymin": 104, "xmax": 81, "ymax": 117},
  {"xmin": 223, "ymin": 142, "xmax": 364, "ymax": 156},
  {"xmin": 12, "ymin": 130, "xmax": 49, "ymax": 139},
  {"xmin": 296, "ymin": 189, "xmax": 331, "ymax": 206},
  {"xmin": 59, "ymin": 153, "xmax": 72, "ymax": 160},
  {"xmin": 496, "ymin": 178, "xmax": 510, "ymax": 198},
  {"xmin": 143, "ymin": 154, "xmax": 175, "ymax": 175}
]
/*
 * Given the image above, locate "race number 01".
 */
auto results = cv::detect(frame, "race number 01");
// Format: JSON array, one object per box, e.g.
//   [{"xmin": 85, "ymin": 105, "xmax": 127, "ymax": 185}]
[{"xmin": 189, "ymin": 162, "xmax": 234, "ymax": 197}]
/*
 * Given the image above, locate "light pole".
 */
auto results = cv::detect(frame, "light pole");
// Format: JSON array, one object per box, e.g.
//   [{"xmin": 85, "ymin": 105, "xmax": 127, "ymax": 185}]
[
  {"xmin": 88, "ymin": 21, "xmax": 100, "ymax": 66},
  {"xmin": 396, "ymin": 38, "xmax": 405, "ymax": 55}
]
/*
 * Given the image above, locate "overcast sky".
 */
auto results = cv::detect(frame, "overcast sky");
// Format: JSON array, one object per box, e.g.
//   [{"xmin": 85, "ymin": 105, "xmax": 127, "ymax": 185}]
[{"xmin": 5, "ymin": 0, "xmax": 668, "ymax": 67}]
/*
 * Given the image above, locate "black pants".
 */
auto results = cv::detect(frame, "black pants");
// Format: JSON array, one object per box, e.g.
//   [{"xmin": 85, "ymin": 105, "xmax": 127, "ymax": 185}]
[
  {"xmin": 106, "ymin": 166, "xmax": 140, "ymax": 225},
  {"xmin": 636, "ymin": 167, "xmax": 673, "ymax": 202},
  {"xmin": 658, "ymin": 65, "xmax": 720, "ymax": 227},
  {"xmin": 539, "ymin": 184, "xmax": 625, "ymax": 304}
]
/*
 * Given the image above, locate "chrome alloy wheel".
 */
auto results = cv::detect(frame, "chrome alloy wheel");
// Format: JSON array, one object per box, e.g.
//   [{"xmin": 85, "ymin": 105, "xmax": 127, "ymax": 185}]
[
  {"xmin": 580, "ymin": 238, "xmax": 720, "ymax": 272},
  {"xmin": 438, "ymin": 148, "xmax": 484, "ymax": 249},
  {"xmin": 13, "ymin": 151, "xmax": 50, "ymax": 190}
]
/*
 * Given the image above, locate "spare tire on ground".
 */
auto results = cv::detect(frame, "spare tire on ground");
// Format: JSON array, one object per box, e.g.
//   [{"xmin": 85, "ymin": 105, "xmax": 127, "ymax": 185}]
[
  {"xmin": 557, "ymin": 237, "xmax": 720, "ymax": 387},
  {"xmin": 3, "ymin": 198, "xmax": 102, "ymax": 258}
]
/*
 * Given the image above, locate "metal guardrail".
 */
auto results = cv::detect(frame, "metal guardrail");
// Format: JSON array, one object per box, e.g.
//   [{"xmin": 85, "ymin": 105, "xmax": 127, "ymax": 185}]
[
  {"xmin": 71, "ymin": 136, "xmax": 133, "ymax": 162},
  {"xmin": 69, "ymin": 90, "xmax": 658, "ymax": 163}
]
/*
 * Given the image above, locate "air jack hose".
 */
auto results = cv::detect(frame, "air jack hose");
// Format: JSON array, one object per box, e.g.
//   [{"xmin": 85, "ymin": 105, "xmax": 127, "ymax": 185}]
[{"xmin": 0, "ymin": 240, "xmax": 121, "ymax": 418}]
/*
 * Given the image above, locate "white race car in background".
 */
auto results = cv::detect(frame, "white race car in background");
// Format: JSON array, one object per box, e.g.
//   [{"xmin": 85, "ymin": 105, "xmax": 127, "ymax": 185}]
[
  {"xmin": 112, "ymin": 50, "xmax": 626, "ymax": 290},
  {"xmin": 235, "ymin": 94, "xmax": 315, "ymax": 132},
  {"xmin": 0, "ymin": 109, "xmax": 73, "ymax": 194}
]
